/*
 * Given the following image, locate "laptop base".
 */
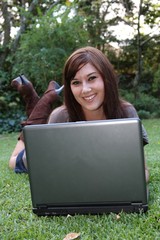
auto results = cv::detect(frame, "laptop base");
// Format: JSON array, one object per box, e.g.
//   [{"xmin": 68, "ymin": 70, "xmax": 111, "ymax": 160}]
[{"xmin": 34, "ymin": 204, "xmax": 148, "ymax": 216}]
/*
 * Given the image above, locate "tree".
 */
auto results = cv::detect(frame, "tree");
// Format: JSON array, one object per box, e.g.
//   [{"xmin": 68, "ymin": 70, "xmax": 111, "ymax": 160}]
[
  {"xmin": 12, "ymin": 10, "xmax": 89, "ymax": 91},
  {"xmin": 76, "ymin": 0, "xmax": 135, "ymax": 51},
  {"xmin": 0, "ymin": 0, "xmax": 67, "ymax": 77},
  {"xmin": 134, "ymin": 0, "xmax": 160, "ymax": 96},
  {"xmin": 0, "ymin": 1, "xmax": 11, "ymax": 71},
  {"xmin": 122, "ymin": 0, "xmax": 160, "ymax": 97}
]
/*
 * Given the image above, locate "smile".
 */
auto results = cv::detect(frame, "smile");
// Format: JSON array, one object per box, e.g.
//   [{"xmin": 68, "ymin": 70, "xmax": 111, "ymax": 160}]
[{"xmin": 83, "ymin": 94, "xmax": 96, "ymax": 101}]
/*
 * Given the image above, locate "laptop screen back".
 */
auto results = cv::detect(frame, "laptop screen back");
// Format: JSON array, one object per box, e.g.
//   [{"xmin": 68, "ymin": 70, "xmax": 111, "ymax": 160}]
[{"xmin": 24, "ymin": 118, "xmax": 148, "ymax": 215}]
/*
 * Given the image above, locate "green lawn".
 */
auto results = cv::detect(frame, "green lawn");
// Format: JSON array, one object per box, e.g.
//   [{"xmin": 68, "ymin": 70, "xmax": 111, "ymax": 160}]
[{"xmin": 0, "ymin": 119, "xmax": 160, "ymax": 240}]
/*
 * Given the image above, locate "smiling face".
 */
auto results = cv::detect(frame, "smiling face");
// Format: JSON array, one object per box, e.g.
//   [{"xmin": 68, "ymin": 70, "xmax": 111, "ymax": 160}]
[{"xmin": 70, "ymin": 63, "xmax": 105, "ymax": 120}]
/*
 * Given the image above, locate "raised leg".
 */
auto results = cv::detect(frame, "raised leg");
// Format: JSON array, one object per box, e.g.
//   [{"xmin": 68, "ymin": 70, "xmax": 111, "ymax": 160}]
[
  {"xmin": 9, "ymin": 80, "xmax": 64, "ymax": 171},
  {"xmin": 11, "ymin": 75, "xmax": 40, "ymax": 117}
]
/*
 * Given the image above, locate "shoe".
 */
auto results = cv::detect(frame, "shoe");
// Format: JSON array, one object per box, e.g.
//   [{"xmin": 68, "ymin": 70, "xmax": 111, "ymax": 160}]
[
  {"xmin": 44, "ymin": 81, "xmax": 64, "ymax": 96},
  {"xmin": 11, "ymin": 75, "xmax": 30, "ymax": 88},
  {"xmin": 19, "ymin": 75, "xmax": 30, "ymax": 85},
  {"xmin": 11, "ymin": 75, "xmax": 40, "ymax": 117},
  {"xmin": 55, "ymin": 84, "xmax": 64, "ymax": 95}
]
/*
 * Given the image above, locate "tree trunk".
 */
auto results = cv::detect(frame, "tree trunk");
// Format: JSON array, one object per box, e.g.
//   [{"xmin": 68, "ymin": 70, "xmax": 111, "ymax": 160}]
[
  {"xmin": 12, "ymin": 0, "xmax": 38, "ymax": 52},
  {"xmin": 0, "ymin": 1, "xmax": 11, "ymax": 70},
  {"xmin": 133, "ymin": 0, "xmax": 143, "ymax": 99}
]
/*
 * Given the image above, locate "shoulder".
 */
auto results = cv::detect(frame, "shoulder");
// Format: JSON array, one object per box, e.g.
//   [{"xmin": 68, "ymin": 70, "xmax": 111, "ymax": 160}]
[
  {"xmin": 122, "ymin": 101, "xmax": 149, "ymax": 146},
  {"xmin": 122, "ymin": 101, "xmax": 138, "ymax": 118},
  {"xmin": 48, "ymin": 105, "xmax": 69, "ymax": 123}
]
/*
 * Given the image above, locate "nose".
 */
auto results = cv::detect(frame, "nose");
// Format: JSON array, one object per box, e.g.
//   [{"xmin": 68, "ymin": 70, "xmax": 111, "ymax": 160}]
[{"xmin": 82, "ymin": 82, "xmax": 91, "ymax": 94}]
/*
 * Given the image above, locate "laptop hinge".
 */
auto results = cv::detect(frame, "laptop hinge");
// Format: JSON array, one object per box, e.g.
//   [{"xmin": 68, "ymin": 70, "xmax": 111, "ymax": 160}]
[
  {"xmin": 131, "ymin": 202, "xmax": 143, "ymax": 211},
  {"xmin": 37, "ymin": 204, "xmax": 48, "ymax": 209}
]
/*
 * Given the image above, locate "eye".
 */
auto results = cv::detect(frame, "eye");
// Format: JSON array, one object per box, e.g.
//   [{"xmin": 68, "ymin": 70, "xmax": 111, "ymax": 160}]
[
  {"xmin": 88, "ymin": 76, "xmax": 96, "ymax": 81},
  {"xmin": 71, "ymin": 80, "xmax": 81, "ymax": 86}
]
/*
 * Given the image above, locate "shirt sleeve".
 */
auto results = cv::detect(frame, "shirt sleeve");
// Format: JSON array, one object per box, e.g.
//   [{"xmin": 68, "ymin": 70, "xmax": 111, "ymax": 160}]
[{"xmin": 125, "ymin": 104, "xmax": 149, "ymax": 146}]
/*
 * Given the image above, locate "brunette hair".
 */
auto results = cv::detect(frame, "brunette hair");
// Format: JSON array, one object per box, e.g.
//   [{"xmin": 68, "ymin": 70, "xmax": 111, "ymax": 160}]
[{"xmin": 63, "ymin": 46, "xmax": 129, "ymax": 121}]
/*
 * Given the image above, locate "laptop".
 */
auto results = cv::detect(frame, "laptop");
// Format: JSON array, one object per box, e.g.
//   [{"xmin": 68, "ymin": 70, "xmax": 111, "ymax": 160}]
[{"xmin": 23, "ymin": 118, "xmax": 148, "ymax": 216}]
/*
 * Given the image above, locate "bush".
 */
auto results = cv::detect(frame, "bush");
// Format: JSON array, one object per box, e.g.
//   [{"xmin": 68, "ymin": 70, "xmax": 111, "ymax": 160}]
[
  {"xmin": 0, "ymin": 110, "xmax": 25, "ymax": 134},
  {"xmin": 0, "ymin": 89, "xmax": 25, "ymax": 133},
  {"xmin": 137, "ymin": 110, "xmax": 151, "ymax": 119},
  {"xmin": 12, "ymin": 13, "xmax": 89, "ymax": 92},
  {"xmin": 153, "ymin": 65, "xmax": 160, "ymax": 95},
  {"xmin": 121, "ymin": 91, "xmax": 160, "ymax": 119}
]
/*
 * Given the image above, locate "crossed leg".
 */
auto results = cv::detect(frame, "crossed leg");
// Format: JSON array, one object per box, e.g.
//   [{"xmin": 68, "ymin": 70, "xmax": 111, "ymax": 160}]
[{"xmin": 9, "ymin": 140, "xmax": 25, "ymax": 169}]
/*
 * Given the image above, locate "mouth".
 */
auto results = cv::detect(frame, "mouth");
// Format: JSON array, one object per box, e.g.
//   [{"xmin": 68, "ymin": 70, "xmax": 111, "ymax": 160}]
[{"xmin": 83, "ymin": 94, "xmax": 96, "ymax": 102}]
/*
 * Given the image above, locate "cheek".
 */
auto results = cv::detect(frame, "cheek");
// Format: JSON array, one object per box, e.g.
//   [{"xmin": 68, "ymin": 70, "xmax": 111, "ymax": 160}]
[
  {"xmin": 70, "ymin": 86, "xmax": 75, "ymax": 95},
  {"xmin": 70, "ymin": 86, "xmax": 79, "ymax": 99},
  {"xmin": 97, "ymin": 80, "xmax": 105, "ymax": 93},
  {"xmin": 98, "ymin": 81, "xmax": 105, "ymax": 101}
]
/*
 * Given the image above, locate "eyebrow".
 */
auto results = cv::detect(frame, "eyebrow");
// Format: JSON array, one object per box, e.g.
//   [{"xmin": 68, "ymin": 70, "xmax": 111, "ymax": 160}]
[
  {"xmin": 87, "ymin": 72, "xmax": 97, "ymax": 76},
  {"xmin": 72, "ymin": 72, "xmax": 98, "ymax": 81}
]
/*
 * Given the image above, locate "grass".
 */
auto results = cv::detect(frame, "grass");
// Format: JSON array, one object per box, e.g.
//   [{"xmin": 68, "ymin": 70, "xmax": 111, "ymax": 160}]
[{"xmin": 0, "ymin": 119, "xmax": 160, "ymax": 240}]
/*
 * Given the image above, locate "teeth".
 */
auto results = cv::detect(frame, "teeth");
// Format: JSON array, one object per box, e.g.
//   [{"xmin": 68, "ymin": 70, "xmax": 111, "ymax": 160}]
[{"xmin": 84, "ymin": 95, "xmax": 95, "ymax": 101}]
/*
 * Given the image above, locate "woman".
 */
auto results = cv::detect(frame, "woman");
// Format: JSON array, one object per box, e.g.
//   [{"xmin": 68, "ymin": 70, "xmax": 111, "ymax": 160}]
[{"xmin": 9, "ymin": 46, "xmax": 149, "ymax": 181}]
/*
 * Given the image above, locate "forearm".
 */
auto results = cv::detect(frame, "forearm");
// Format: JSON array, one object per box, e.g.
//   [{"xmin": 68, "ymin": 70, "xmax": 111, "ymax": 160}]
[{"xmin": 145, "ymin": 163, "xmax": 149, "ymax": 183}]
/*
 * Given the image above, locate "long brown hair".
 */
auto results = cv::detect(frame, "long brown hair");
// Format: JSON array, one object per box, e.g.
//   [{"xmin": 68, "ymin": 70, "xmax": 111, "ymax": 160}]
[{"xmin": 63, "ymin": 46, "xmax": 129, "ymax": 121}]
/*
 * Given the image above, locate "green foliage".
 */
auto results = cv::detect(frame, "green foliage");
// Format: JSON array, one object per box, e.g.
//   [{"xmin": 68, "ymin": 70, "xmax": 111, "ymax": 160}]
[
  {"xmin": 0, "ymin": 91, "xmax": 25, "ymax": 134},
  {"xmin": 76, "ymin": 0, "xmax": 123, "ymax": 49},
  {"xmin": 0, "ymin": 73, "xmax": 25, "ymax": 133},
  {"xmin": 1, "ymin": 0, "xmax": 160, "ymax": 126},
  {"xmin": 121, "ymin": 91, "xmax": 160, "ymax": 119},
  {"xmin": 6, "ymin": 8, "xmax": 89, "ymax": 129},
  {"xmin": 0, "ymin": 109, "xmax": 25, "ymax": 134},
  {"xmin": 0, "ymin": 119, "xmax": 160, "ymax": 239},
  {"xmin": 12, "ymin": 12, "xmax": 89, "ymax": 92},
  {"xmin": 118, "ymin": 36, "xmax": 160, "ymax": 100},
  {"xmin": 152, "ymin": 65, "xmax": 160, "ymax": 94},
  {"xmin": 118, "ymin": 39, "xmax": 138, "ymax": 74},
  {"xmin": 0, "ymin": 86, "xmax": 63, "ymax": 133},
  {"xmin": 142, "ymin": 0, "xmax": 160, "ymax": 26}
]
